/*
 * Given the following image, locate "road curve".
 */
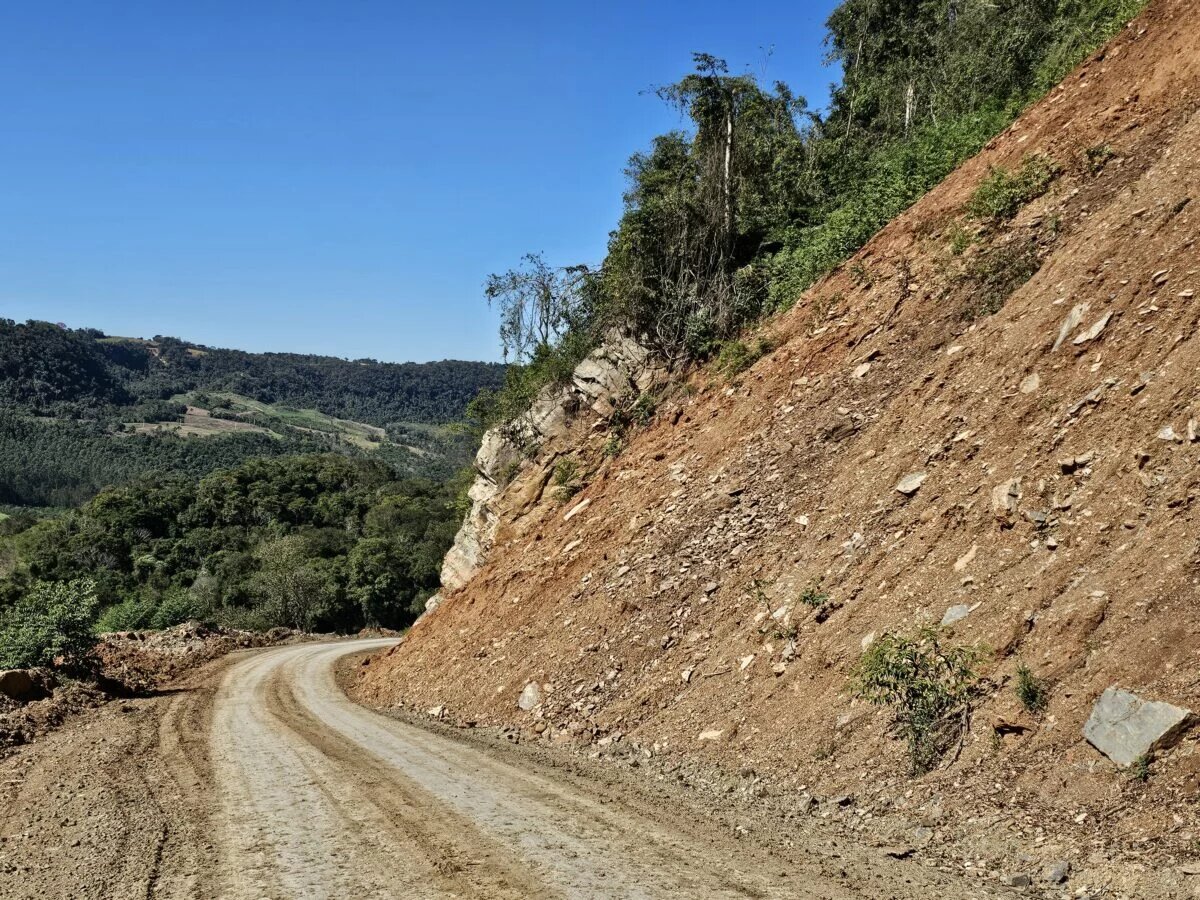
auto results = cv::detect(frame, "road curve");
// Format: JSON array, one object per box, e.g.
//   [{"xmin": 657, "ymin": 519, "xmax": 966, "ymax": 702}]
[{"xmin": 207, "ymin": 639, "xmax": 815, "ymax": 899}]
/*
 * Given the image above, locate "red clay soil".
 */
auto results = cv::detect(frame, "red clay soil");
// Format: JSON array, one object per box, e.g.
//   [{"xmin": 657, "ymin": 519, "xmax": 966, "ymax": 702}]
[{"xmin": 354, "ymin": 2, "xmax": 1200, "ymax": 894}]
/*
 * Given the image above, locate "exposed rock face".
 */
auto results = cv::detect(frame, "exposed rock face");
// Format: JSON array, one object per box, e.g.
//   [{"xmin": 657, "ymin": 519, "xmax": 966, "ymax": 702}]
[
  {"xmin": 439, "ymin": 331, "xmax": 665, "ymax": 593},
  {"xmin": 1083, "ymin": 687, "xmax": 1192, "ymax": 767}
]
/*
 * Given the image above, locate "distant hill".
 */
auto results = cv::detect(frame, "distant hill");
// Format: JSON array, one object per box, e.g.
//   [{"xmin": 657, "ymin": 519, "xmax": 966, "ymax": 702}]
[{"xmin": 0, "ymin": 319, "xmax": 504, "ymax": 507}]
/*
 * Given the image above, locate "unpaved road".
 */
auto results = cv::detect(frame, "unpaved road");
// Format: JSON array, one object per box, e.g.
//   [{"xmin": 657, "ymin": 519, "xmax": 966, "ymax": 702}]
[{"xmin": 0, "ymin": 639, "xmax": 1003, "ymax": 898}]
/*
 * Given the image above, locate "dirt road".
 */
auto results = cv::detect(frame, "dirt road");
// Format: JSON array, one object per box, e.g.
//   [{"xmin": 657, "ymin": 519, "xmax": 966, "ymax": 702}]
[{"xmin": 0, "ymin": 639, "xmax": 1004, "ymax": 898}]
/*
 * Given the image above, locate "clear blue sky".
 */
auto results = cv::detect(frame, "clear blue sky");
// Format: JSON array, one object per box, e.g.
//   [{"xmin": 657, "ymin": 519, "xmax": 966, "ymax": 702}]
[{"xmin": 0, "ymin": 1, "xmax": 840, "ymax": 363}]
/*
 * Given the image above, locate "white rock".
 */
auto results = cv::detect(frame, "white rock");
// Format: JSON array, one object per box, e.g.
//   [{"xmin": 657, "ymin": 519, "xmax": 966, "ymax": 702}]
[
  {"xmin": 1019, "ymin": 372, "xmax": 1041, "ymax": 394},
  {"xmin": 953, "ymin": 545, "xmax": 978, "ymax": 573},
  {"xmin": 852, "ymin": 363, "xmax": 871, "ymax": 379},
  {"xmin": 698, "ymin": 729, "xmax": 724, "ymax": 742},
  {"xmin": 517, "ymin": 682, "xmax": 543, "ymax": 712},
  {"xmin": 1072, "ymin": 312, "xmax": 1112, "ymax": 346},
  {"xmin": 941, "ymin": 604, "xmax": 971, "ymax": 626},
  {"xmin": 563, "ymin": 498, "xmax": 592, "ymax": 521},
  {"xmin": 895, "ymin": 472, "xmax": 927, "ymax": 496}
]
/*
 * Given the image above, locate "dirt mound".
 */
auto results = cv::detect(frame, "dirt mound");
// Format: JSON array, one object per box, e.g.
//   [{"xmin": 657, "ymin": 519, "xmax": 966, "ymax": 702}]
[
  {"xmin": 0, "ymin": 621, "xmax": 307, "ymax": 752},
  {"xmin": 354, "ymin": 1, "xmax": 1200, "ymax": 895}
]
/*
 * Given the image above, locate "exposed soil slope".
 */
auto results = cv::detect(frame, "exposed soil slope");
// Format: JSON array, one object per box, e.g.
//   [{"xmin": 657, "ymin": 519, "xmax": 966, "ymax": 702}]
[{"xmin": 354, "ymin": 2, "xmax": 1200, "ymax": 895}]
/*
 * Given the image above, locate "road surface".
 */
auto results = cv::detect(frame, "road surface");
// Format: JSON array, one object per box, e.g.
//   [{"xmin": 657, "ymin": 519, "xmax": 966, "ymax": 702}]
[{"xmin": 0, "ymin": 639, "xmax": 1002, "ymax": 899}]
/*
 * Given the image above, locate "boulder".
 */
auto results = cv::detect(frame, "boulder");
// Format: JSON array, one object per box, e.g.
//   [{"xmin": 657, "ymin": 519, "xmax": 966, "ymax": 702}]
[
  {"xmin": 0, "ymin": 669, "xmax": 38, "ymax": 701},
  {"xmin": 1083, "ymin": 686, "xmax": 1192, "ymax": 766}
]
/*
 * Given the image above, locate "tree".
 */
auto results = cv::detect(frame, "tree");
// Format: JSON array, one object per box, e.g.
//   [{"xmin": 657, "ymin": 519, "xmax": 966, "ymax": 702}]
[
  {"xmin": 485, "ymin": 253, "xmax": 590, "ymax": 363},
  {"xmin": 251, "ymin": 536, "xmax": 335, "ymax": 631}
]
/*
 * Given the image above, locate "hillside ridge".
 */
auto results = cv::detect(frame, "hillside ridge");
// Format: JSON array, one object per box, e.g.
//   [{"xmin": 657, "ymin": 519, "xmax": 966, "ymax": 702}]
[{"xmin": 354, "ymin": 2, "xmax": 1200, "ymax": 895}]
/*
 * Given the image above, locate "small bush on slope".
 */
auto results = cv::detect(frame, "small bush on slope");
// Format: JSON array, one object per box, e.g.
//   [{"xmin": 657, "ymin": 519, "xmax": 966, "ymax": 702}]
[{"xmin": 853, "ymin": 626, "xmax": 981, "ymax": 774}]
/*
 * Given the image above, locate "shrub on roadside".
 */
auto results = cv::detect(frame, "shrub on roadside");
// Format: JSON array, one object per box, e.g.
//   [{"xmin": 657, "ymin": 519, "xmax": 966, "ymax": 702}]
[{"xmin": 0, "ymin": 579, "xmax": 100, "ymax": 669}]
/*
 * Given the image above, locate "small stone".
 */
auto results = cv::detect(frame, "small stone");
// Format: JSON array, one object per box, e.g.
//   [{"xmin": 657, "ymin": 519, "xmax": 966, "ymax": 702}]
[
  {"xmin": 1152, "ymin": 268, "xmax": 1170, "ymax": 285},
  {"xmin": 1072, "ymin": 312, "xmax": 1112, "ymax": 346},
  {"xmin": 681, "ymin": 667, "xmax": 694, "ymax": 684},
  {"xmin": 563, "ymin": 498, "xmax": 592, "ymax": 521},
  {"xmin": 895, "ymin": 472, "xmax": 927, "ymax": 496},
  {"xmin": 1000, "ymin": 873, "xmax": 1032, "ymax": 888},
  {"xmin": 517, "ymin": 682, "xmax": 543, "ymax": 711},
  {"xmin": 860, "ymin": 632, "xmax": 876, "ymax": 652},
  {"xmin": 1189, "ymin": 419, "xmax": 1199, "ymax": 442},
  {"xmin": 991, "ymin": 477, "xmax": 1023, "ymax": 523},
  {"xmin": 1019, "ymin": 373, "xmax": 1041, "ymax": 394},
  {"xmin": 852, "ymin": 363, "xmax": 871, "ymax": 379},
  {"xmin": 1045, "ymin": 536, "xmax": 1059, "ymax": 550},
  {"xmin": 704, "ymin": 581, "xmax": 719, "ymax": 594},
  {"xmin": 941, "ymin": 604, "xmax": 971, "ymax": 626},
  {"xmin": 1158, "ymin": 425, "xmax": 1180, "ymax": 442},
  {"xmin": 698, "ymin": 729, "xmax": 724, "ymax": 742},
  {"xmin": 771, "ymin": 663, "xmax": 787, "ymax": 676},
  {"xmin": 1042, "ymin": 860, "xmax": 1071, "ymax": 884},
  {"xmin": 953, "ymin": 544, "xmax": 977, "ymax": 573}
]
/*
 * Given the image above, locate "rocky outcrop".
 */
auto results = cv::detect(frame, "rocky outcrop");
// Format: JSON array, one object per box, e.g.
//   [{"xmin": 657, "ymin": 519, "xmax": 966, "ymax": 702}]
[{"xmin": 439, "ymin": 331, "xmax": 665, "ymax": 592}]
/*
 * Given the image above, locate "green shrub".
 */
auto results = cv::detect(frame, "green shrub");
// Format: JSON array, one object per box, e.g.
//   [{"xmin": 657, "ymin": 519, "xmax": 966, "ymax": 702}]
[
  {"xmin": 1083, "ymin": 144, "xmax": 1116, "ymax": 175},
  {"xmin": 799, "ymin": 581, "xmax": 829, "ymax": 609},
  {"xmin": 967, "ymin": 155, "xmax": 1059, "ymax": 221},
  {"xmin": 1129, "ymin": 753, "xmax": 1152, "ymax": 783},
  {"xmin": 630, "ymin": 392, "xmax": 657, "ymax": 425},
  {"xmin": 95, "ymin": 594, "xmax": 156, "ymax": 633},
  {"xmin": 0, "ymin": 579, "xmax": 100, "ymax": 669},
  {"xmin": 552, "ymin": 456, "xmax": 582, "ymax": 501},
  {"xmin": 149, "ymin": 588, "xmax": 207, "ymax": 630},
  {"xmin": 853, "ymin": 626, "xmax": 980, "ymax": 774},
  {"xmin": 1014, "ymin": 662, "xmax": 1049, "ymax": 714},
  {"xmin": 715, "ymin": 335, "xmax": 775, "ymax": 379},
  {"xmin": 602, "ymin": 433, "xmax": 623, "ymax": 458}
]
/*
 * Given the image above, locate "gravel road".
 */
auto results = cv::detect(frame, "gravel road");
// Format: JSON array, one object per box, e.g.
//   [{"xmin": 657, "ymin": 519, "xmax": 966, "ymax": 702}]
[{"xmin": 0, "ymin": 639, "xmax": 1003, "ymax": 898}]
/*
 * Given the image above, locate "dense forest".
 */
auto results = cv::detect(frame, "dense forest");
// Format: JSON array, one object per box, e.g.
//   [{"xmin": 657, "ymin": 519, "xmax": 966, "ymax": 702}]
[
  {"xmin": 0, "ymin": 319, "xmax": 502, "ymax": 507},
  {"xmin": 472, "ymin": 0, "xmax": 1145, "ymax": 426},
  {"xmin": 0, "ymin": 454, "xmax": 463, "ymax": 663}
]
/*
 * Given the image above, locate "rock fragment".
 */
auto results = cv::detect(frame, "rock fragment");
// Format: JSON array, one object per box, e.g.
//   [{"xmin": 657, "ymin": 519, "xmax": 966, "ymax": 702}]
[
  {"xmin": 1083, "ymin": 686, "xmax": 1192, "ymax": 766},
  {"xmin": 895, "ymin": 472, "xmax": 927, "ymax": 496},
  {"xmin": 517, "ymin": 682, "xmax": 543, "ymax": 711}
]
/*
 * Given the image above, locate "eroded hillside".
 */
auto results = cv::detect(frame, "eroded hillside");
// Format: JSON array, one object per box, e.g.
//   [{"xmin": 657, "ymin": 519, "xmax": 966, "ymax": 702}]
[{"xmin": 355, "ymin": 2, "xmax": 1200, "ymax": 893}]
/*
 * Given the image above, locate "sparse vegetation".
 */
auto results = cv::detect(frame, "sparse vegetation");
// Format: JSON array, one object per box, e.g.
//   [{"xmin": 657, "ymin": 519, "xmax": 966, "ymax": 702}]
[
  {"xmin": 1084, "ymin": 143, "xmax": 1116, "ymax": 175},
  {"xmin": 853, "ymin": 626, "xmax": 981, "ymax": 774},
  {"xmin": 967, "ymin": 155, "xmax": 1060, "ymax": 221},
  {"xmin": 552, "ymin": 456, "xmax": 582, "ymax": 501},
  {"xmin": 799, "ymin": 581, "xmax": 830, "ymax": 609},
  {"xmin": 1129, "ymin": 753, "xmax": 1152, "ymax": 783},
  {"xmin": 630, "ymin": 392, "xmax": 658, "ymax": 425},
  {"xmin": 715, "ymin": 335, "xmax": 775, "ymax": 380},
  {"xmin": 959, "ymin": 238, "xmax": 1044, "ymax": 319},
  {"xmin": 1015, "ymin": 662, "xmax": 1050, "ymax": 714}
]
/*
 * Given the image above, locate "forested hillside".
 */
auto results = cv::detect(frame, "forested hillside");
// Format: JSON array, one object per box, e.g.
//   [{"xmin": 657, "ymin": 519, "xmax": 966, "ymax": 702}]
[
  {"xmin": 0, "ymin": 454, "xmax": 461, "ymax": 662},
  {"xmin": 0, "ymin": 319, "xmax": 503, "ymax": 507},
  {"xmin": 474, "ymin": 0, "xmax": 1144, "ymax": 426}
]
